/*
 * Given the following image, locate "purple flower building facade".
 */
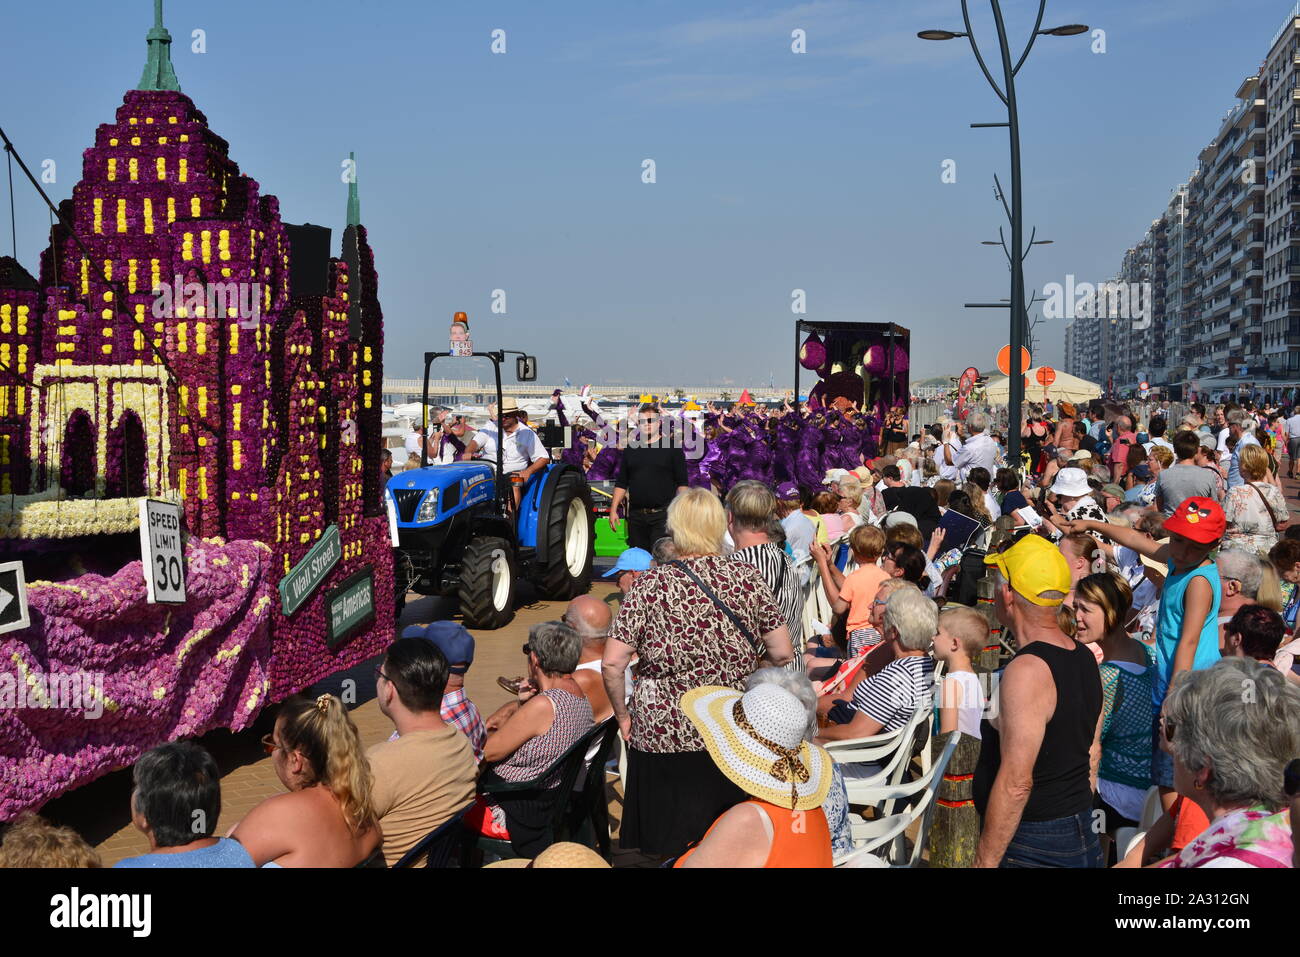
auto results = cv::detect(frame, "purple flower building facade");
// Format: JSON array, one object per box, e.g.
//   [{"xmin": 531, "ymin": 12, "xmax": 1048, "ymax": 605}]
[{"xmin": 0, "ymin": 3, "xmax": 393, "ymax": 818}]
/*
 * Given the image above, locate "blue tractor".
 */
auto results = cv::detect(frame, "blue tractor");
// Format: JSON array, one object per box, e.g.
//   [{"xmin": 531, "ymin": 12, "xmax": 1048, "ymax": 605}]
[{"xmin": 386, "ymin": 350, "xmax": 595, "ymax": 629}]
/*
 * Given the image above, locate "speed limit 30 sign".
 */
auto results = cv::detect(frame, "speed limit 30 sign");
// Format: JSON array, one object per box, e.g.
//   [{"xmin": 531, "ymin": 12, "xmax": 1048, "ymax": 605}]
[{"xmin": 139, "ymin": 499, "xmax": 187, "ymax": 604}]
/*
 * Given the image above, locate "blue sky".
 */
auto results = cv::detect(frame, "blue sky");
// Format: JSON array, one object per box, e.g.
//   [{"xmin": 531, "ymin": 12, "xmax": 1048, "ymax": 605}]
[{"xmin": 0, "ymin": 0, "xmax": 1293, "ymax": 387}]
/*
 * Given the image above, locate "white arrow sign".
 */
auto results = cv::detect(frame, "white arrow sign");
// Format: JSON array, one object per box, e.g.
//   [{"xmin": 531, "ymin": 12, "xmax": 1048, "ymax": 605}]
[{"xmin": 0, "ymin": 561, "xmax": 30, "ymax": 635}]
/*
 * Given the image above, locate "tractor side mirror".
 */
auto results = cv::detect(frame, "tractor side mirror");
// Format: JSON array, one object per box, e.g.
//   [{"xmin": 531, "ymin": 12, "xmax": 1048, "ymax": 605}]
[{"xmin": 516, "ymin": 355, "xmax": 537, "ymax": 382}]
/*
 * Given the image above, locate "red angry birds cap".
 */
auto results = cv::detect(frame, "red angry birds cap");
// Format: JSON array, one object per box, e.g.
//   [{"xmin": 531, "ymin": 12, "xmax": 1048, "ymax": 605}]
[{"xmin": 1163, "ymin": 497, "xmax": 1225, "ymax": 545}]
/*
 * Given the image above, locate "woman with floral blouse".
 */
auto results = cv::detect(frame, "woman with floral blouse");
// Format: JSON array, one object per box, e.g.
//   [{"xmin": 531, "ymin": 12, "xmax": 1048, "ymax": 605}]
[
  {"xmin": 1223, "ymin": 445, "xmax": 1288, "ymax": 555},
  {"xmin": 602, "ymin": 488, "xmax": 794, "ymax": 860}
]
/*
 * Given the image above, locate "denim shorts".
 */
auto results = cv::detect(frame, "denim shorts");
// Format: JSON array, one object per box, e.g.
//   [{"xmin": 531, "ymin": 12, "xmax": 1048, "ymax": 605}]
[
  {"xmin": 1151, "ymin": 724, "xmax": 1174, "ymax": 789},
  {"xmin": 1000, "ymin": 808, "xmax": 1103, "ymax": 868}
]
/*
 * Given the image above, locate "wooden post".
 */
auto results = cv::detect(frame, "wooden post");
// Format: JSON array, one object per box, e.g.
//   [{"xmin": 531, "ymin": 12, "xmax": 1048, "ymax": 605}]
[
  {"xmin": 926, "ymin": 732, "xmax": 982, "ymax": 868},
  {"xmin": 974, "ymin": 570, "xmax": 1008, "ymax": 672}
]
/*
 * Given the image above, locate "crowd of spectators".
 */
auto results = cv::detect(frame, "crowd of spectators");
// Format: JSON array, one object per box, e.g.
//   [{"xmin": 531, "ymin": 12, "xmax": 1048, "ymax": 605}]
[{"xmin": 6, "ymin": 397, "xmax": 1300, "ymax": 870}]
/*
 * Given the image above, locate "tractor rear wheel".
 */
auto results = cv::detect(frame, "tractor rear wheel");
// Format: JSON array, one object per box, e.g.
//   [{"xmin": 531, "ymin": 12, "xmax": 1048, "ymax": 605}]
[
  {"xmin": 535, "ymin": 469, "xmax": 595, "ymax": 600},
  {"xmin": 458, "ymin": 536, "xmax": 517, "ymax": 629}
]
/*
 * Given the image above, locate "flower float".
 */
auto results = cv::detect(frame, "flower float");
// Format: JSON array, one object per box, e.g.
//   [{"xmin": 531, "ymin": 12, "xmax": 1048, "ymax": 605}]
[{"xmin": 0, "ymin": 8, "xmax": 395, "ymax": 818}]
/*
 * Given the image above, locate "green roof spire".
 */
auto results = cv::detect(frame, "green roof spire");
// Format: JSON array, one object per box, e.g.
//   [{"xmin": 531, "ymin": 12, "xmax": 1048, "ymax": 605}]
[
  {"xmin": 138, "ymin": 0, "xmax": 182, "ymax": 92},
  {"xmin": 346, "ymin": 152, "xmax": 361, "ymax": 227}
]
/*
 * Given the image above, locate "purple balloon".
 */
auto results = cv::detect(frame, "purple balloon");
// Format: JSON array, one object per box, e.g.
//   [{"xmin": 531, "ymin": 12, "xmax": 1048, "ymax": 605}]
[
  {"xmin": 863, "ymin": 343, "xmax": 887, "ymax": 376},
  {"xmin": 799, "ymin": 334, "xmax": 826, "ymax": 371},
  {"xmin": 892, "ymin": 344, "xmax": 909, "ymax": 373}
]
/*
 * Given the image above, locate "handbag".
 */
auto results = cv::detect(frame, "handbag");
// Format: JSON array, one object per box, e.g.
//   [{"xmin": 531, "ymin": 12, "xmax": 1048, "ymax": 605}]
[
  {"xmin": 667, "ymin": 560, "xmax": 766, "ymax": 659},
  {"xmin": 1248, "ymin": 482, "xmax": 1286, "ymax": 533}
]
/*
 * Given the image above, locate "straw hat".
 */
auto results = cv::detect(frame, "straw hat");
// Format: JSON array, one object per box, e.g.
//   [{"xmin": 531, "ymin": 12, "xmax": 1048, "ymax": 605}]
[
  {"xmin": 483, "ymin": 842, "xmax": 611, "ymax": 868},
  {"xmin": 680, "ymin": 684, "xmax": 831, "ymax": 811}
]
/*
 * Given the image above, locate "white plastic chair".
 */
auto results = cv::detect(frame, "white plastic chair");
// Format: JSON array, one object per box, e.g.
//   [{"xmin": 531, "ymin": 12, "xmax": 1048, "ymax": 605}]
[
  {"xmin": 1116, "ymin": 829, "xmax": 1146, "ymax": 861},
  {"xmin": 834, "ymin": 705, "xmax": 933, "ymax": 818},
  {"xmin": 833, "ymin": 731, "xmax": 961, "ymax": 867},
  {"xmin": 1111, "ymin": 785, "xmax": 1161, "ymax": 861},
  {"xmin": 918, "ymin": 662, "xmax": 944, "ymax": 776},
  {"xmin": 1137, "ymin": 785, "xmax": 1162, "ymax": 831}
]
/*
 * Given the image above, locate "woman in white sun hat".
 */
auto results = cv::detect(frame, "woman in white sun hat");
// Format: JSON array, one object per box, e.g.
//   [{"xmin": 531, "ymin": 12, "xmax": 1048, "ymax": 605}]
[
  {"xmin": 673, "ymin": 679, "xmax": 834, "ymax": 867},
  {"xmin": 1046, "ymin": 466, "xmax": 1109, "ymax": 544}
]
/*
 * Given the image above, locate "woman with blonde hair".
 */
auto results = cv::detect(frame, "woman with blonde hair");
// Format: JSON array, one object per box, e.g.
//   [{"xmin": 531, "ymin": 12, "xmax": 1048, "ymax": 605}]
[
  {"xmin": 962, "ymin": 480, "xmax": 992, "ymax": 524},
  {"xmin": 603, "ymin": 486, "xmax": 794, "ymax": 860},
  {"xmin": 1257, "ymin": 558, "xmax": 1284, "ymax": 613},
  {"xmin": 1223, "ymin": 443, "xmax": 1289, "ymax": 555},
  {"xmin": 231, "ymin": 694, "xmax": 381, "ymax": 867}
]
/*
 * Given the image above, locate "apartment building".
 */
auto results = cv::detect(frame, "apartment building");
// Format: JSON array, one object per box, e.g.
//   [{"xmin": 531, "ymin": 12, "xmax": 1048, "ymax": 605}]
[
  {"xmin": 1262, "ymin": 11, "xmax": 1300, "ymax": 378},
  {"xmin": 1062, "ymin": 293, "xmax": 1120, "ymax": 386},
  {"xmin": 1071, "ymin": 11, "xmax": 1300, "ymax": 398}
]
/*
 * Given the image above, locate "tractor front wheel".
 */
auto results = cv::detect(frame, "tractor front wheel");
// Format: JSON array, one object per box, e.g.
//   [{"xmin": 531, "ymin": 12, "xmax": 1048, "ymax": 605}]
[{"xmin": 458, "ymin": 536, "xmax": 517, "ymax": 629}]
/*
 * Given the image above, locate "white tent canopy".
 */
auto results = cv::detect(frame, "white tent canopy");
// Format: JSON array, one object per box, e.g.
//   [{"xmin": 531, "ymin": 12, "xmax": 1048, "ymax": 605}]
[{"xmin": 984, "ymin": 367, "xmax": 1101, "ymax": 405}]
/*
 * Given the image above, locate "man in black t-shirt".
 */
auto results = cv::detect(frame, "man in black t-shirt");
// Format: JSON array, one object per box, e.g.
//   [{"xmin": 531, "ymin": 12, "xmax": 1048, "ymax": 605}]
[
  {"xmin": 879, "ymin": 465, "xmax": 941, "ymax": 538},
  {"xmin": 609, "ymin": 405, "xmax": 689, "ymax": 550}
]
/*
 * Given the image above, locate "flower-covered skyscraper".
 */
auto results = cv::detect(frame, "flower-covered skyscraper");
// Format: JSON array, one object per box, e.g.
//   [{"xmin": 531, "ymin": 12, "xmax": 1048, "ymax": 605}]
[{"xmin": 0, "ymin": 1, "xmax": 395, "ymax": 818}]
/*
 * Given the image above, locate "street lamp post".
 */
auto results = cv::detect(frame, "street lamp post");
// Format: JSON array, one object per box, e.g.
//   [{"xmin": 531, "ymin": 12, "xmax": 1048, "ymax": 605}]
[{"xmin": 920, "ymin": 3, "xmax": 1087, "ymax": 465}]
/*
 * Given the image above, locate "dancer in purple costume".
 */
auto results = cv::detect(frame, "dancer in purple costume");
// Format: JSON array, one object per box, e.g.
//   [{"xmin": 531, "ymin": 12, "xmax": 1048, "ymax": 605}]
[
  {"xmin": 773, "ymin": 409, "xmax": 801, "ymax": 485},
  {"xmin": 857, "ymin": 411, "xmax": 881, "ymax": 463},
  {"xmin": 795, "ymin": 409, "xmax": 826, "ymax": 490},
  {"xmin": 735, "ymin": 413, "xmax": 774, "ymax": 487},
  {"xmin": 573, "ymin": 388, "xmax": 624, "ymax": 482}
]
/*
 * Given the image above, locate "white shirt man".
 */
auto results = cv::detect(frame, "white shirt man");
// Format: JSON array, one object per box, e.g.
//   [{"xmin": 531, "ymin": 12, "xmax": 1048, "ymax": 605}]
[
  {"xmin": 473, "ymin": 420, "xmax": 545, "ymax": 474},
  {"xmin": 934, "ymin": 433, "xmax": 963, "ymax": 483},
  {"xmin": 944, "ymin": 413, "xmax": 999, "ymax": 483}
]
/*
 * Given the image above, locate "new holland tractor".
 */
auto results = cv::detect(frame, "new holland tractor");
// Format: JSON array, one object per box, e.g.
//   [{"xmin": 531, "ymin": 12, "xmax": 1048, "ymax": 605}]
[{"xmin": 386, "ymin": 349, "xmax": 595, "ymax": 628}]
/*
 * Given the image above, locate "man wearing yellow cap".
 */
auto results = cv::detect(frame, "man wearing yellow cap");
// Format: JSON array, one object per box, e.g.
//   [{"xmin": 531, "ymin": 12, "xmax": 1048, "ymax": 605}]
[{"xmin": 971, "ymin": 534, "xmax": 1104, "ymax": 868}]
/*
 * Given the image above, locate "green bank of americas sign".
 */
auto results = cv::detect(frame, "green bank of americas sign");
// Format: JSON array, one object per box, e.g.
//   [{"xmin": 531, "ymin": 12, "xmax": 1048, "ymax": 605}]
[
  {"xmin": 278, "ymin": 525, "xmax": 341, "ymax": 616},
  {"xmin": 326, "ymin": 566, "xmax": 375, "ymax": 649}
]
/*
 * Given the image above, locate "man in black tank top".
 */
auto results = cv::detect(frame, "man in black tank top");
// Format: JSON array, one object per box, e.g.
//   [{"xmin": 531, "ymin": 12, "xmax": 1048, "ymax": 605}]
[{"xmin": 973, "ymin": 535, "xmax": 1104, "ymax": 868}]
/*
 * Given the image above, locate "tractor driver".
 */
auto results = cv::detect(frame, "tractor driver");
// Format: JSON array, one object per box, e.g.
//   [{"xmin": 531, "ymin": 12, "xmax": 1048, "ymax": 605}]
[{"xmin": 463, "ymin": 397, "xmax": 550, "ymax": 510}]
